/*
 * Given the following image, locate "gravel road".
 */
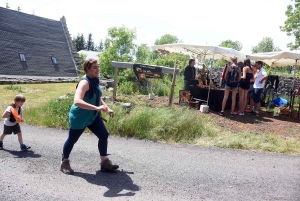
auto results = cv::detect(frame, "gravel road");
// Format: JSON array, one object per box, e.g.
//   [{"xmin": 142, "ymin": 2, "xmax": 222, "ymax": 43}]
[{"xmin": 0, "ymin": 123, "xmax": 299, "ymax": 201}]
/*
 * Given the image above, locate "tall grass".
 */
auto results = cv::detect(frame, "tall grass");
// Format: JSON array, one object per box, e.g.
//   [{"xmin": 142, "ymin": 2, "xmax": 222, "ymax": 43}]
[
  {"xmin": 24, "ymin": 94, "xmax": 300, "ymax": 154},
  {"xmin": 104, "ymin": 105, "xmax": 217, "ymax": 142},
  {"xmin": 25, "ymin": 94, "xmax": 73, "ymax": 129}
]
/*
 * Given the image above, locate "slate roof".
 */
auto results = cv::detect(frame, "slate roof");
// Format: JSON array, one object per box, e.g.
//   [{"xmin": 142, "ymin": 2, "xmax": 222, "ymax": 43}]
[{"xmin": 0, "ymin": 7, "xmax": 78, "ymax": 77}]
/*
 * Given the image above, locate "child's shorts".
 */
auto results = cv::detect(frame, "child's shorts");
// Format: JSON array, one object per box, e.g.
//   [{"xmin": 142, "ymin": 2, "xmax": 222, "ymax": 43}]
[{"xmin": 3, "ymin": 124, "xmax": 21, "ymax": 135}]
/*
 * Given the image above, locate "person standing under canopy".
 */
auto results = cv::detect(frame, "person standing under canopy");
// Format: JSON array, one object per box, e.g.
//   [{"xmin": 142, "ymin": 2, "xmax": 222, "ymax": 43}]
[{"xmin": 183, "ymin": 59, "xmax": 196, "ymax": 90}]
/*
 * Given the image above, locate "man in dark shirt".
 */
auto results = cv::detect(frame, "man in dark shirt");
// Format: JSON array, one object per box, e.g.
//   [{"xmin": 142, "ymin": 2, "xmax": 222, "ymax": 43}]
[{"xmin": 183, "ymin": 59, "xmax": 196, "ymax": 90}]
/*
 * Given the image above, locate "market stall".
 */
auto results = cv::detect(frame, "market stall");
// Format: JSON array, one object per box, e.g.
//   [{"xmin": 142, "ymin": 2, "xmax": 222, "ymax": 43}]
[{"xmin": 151, "ymin": 43, "xmax": 246, "ymax": 110}]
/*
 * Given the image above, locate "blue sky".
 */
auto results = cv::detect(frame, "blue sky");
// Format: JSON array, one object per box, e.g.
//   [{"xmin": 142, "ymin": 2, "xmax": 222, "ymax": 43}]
[{"xmin": 0, "ymin": 0, "xmax": 295, "ymax": 53}]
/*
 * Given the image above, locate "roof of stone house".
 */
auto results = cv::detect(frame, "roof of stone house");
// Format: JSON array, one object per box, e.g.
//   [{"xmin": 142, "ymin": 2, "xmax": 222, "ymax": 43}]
[{"xmin": 0, "ymin": 7, "xmax": 78, "ymax": 77}]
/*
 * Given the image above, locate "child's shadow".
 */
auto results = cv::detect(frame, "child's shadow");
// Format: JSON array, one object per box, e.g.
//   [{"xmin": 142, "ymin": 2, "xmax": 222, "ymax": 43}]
[
  {"xmin": 3, "ymin": 149, "xmax": 41, "ymax": 158},
  {"xmin": 73, "ymin": 170, "xmax": 140, "ymax": 197}
]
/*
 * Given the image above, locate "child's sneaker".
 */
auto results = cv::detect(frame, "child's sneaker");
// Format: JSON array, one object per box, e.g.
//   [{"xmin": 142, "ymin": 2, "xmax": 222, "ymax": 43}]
[
  {"xmin": 60, "ymin": 159, "xmax": 74, "ymax": 175},
  {"xmin": 20, "ymin": 144, "xmax": 31, "ymax": 151},
  {"xmin": 0, "ymin": 142, "xmax": 3, "ymax": 150},
  {"xmin": 219, "ymin": 111, "xmax": 224, "ymax": 116},
  {"xmin": 100, "ymin": 158, "xmax": 119, "ymax": 172}
]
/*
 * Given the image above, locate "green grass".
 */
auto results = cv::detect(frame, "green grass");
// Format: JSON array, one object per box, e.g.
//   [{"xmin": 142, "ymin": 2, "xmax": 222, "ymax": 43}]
[
  {"xmin": 24, "ymin": 92, "xmax": 300, "ymax": 154},
  {"xmin": 0, "ymin": 83, "xmax": 76, "ymax": 110},
  {"xmin": 1, "ymin": 83, "xmax": 299, "ymax": 155}
]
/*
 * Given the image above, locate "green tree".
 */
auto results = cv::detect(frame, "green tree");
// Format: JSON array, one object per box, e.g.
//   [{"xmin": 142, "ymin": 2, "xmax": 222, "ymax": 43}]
[
  {"xmin": 97, "ymin": 39, "xmax": 104, "ymax": 52},
  {"xmin": 280, "ymin": 0, "xmax": 300, "ymax": 50},
  {"xmin": 214, "ymin": 39, "xmax": 243, "ymax": 67},
  {"xmin": 154, "ymin": 34, "xmax": 179, "ymax": 45},
  {"xmin": 135, "ymin": 44, "xmax": 152, "ymax": 64},
  {"xmin": 72, "ymin": 34, "xmax": 86, "ymax": 51},
  {"xmin": 86, "ymin": 33, "xmax": 95, "ymax": 51},
  {"xmin": 251, "ymin": 37, "xmax": 281, "ymax": 53},
  {"xmin": 219, "ymin": 40, "xmax": 243, "ymax": 51},
  {"xmin": 99, "ymin": 26, "xmax": 136, "ymax": 76}
]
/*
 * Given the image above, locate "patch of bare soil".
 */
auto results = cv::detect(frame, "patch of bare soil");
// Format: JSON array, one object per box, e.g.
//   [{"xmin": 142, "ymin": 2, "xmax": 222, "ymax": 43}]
[{"xmin": 140, "ymin": 95, "xmax": 300, "ymax": 139}]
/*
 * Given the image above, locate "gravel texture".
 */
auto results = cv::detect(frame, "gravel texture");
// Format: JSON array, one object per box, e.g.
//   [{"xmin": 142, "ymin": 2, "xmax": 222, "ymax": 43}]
[{"xmin": 0, "ymin": 123, "xmax": 299, "ymax": 201}]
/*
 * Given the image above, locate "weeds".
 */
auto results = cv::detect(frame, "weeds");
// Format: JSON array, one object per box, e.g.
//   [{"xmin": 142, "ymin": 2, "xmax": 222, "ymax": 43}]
[{"xmin": 4, "ymin": 85, "xmax": 25, "ymax": 93}]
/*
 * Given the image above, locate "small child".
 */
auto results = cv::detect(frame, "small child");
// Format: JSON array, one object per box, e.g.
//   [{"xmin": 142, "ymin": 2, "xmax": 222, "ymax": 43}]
[{"xmin": 0, "ymin": 94, "xmax": 31, "ymax": 151}]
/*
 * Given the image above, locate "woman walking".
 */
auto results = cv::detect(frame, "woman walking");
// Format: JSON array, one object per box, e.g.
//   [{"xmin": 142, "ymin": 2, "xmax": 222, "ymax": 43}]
[{"xmin": 60, "ymin": 58, "xmax": 119, "ymax": 174}]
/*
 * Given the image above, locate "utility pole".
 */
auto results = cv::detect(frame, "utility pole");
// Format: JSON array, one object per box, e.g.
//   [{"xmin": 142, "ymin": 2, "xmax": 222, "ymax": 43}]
[{"xmin": 17, "ymin": 6, "xmax": 21, "ymax": 12}]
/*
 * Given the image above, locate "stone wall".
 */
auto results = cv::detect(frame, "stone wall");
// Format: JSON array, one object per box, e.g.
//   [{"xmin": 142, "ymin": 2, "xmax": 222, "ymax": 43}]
[
  {"xmin": 60, "ymin": 16, "xmax": 82, "ymax": 73},
  {"xmin": 0, "ymin": 76, "xmax": 115, "ymax": 86},
  {"xmin": 0, "ymin": 77, "xmax": 78, "ymax": 84}
]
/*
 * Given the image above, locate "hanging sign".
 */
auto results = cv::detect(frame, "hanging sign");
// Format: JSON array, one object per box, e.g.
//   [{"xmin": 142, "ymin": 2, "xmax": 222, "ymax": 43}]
[{"xmin": 133, "ymin": 64, "xmax": 163, "ymax": 79}]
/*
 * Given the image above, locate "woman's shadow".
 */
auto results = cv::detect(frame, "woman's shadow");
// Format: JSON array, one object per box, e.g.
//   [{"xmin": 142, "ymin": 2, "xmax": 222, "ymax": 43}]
[{"xmin": 73, "ymin": 170, "xmax": 140, "ymax": 197}]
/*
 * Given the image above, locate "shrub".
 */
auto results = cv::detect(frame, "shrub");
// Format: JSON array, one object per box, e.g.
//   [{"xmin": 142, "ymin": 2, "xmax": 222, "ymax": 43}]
[{"xmin": 118, "ymin": 81, "xmax": 137, "ymax": 95}]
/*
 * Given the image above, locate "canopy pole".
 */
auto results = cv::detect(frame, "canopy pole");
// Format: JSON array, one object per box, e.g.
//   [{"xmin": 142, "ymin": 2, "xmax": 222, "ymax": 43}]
[
  {"xmin": 113, "ymin": 67, "xmax": 118, "ymax": 101},
  {"xmin": 206, "ymin": 48, "xmax": 216, "ymax": 106},
  {"xmin": 169, "ymin": 59, "xmax": 177, "ymax": 106}
]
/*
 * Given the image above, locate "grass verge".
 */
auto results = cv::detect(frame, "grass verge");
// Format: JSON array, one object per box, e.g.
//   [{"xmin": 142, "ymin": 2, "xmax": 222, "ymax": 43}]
[
  {"xmin": 0, "ymin": 83, "xmax": 76, "ymax": 110},
  {"xmin": 24, "ymin": 93, "xmax": 300, "ymax": 155}
]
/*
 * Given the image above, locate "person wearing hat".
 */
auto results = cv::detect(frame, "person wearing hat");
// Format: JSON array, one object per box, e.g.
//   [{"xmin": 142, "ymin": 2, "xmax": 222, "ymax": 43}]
[{"xmin": 183, "ymin": 59, "xmax": 196, "ymax": 90}]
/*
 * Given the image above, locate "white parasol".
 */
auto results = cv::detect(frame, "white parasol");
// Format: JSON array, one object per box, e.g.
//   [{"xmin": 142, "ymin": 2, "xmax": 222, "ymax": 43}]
[{"xmin": 246, "ymin": 51, "xmax": 300, "ymax": 67}]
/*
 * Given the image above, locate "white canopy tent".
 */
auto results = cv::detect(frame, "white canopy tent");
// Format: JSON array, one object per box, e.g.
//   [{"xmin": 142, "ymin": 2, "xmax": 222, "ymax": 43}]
[
  {"xmin": 246, "ymin": 51, "xmax": 300, "ymax": 110},
  {"xmin": 151, "ymin": 43, "xmax": 246, "ymax": 61},
  {"xmin": 151, "ymin": 43, "xmax": 246, "ymax": 107},
  {"xmin": 246, "ymin": 51, "xmax": 300, "ymax": 67}
]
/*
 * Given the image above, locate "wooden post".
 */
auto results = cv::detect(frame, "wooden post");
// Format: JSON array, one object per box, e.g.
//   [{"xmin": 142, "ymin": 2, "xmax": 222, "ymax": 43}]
[
  {"xmin": 113, "ymin": 67, "xmax": 118, "ymax": 101},
  {"xmin": 169, "ymin": 60, "xmax": 177, "ymax": 106}
]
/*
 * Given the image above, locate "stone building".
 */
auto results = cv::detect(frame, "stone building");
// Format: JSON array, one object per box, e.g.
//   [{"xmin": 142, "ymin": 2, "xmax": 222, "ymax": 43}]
[{"xmin": 0, "ymin": 7, "xmax": 81, "ymax": 78}]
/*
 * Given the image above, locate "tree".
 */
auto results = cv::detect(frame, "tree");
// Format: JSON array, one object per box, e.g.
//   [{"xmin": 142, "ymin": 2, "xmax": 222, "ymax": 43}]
[
  {"xmin": 86, "ymin": 33, "xmax": 95, "ymax": 51},
  {"xmin": 219, "ymin": 40, "xmax": 243, "ymax": 51},
  {"xmin": 154, "ymin": 34, "xmax": 179, "ymax": 45},
  {"xmin": 97, "ymin": 39, "xmax": 104, "ymax": 52},
  {"xmin": 72, "ymin": 34, "xmax": 86, "ymax": 51},
  {"xmin": 135, "ymin": 44, "xmax": 152, "ymax": 64},
  {"xmin": 99, "ymin": 26, "xmax": 137, "ymax": 76},
  {"xmin": 280, "ymin": 0, "xmax": 300, "ymax": 50},
  {"xmin": 251, "ymin": 37, "xmax": 281, "ymax": 53},
  {"xmin": 214, "ymin": 40, "xmax": 244, "ymax": 67},
  {"xmin": 79, "ymin": 34, "xmax": 86, "ymax": 50}
]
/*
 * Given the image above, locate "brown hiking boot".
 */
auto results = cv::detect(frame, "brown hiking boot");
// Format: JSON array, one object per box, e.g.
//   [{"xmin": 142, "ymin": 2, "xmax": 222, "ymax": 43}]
[
  {"xmin": 100, "ymin": 159, "xmax": 119, "ymax": 172},
  {"xmin": 60, "ymin": 159, "xmax": 74, "ymax": 175}
]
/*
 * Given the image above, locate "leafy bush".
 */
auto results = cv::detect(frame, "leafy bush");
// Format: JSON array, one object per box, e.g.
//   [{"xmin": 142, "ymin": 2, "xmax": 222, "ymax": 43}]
[{"xmin": 118, "ymin": 81, "xmax": 137, "ymax": 95}]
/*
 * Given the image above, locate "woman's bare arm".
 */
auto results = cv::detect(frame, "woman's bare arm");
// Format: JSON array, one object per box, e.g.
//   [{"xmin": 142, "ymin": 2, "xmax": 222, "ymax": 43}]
[{"xmin": 74, "ymin": 80, "xmax": 106, "ymax": 112}]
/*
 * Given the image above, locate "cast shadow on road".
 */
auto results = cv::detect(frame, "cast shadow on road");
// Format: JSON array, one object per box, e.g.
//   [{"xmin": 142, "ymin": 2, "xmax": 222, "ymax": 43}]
[
  {"xmin": 3, "ymin": 149, "xmax": 41, "ymax": 158},
  {"xmin": 73, "ymin": 170, "xmax": 140, "ymax": 197}
]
